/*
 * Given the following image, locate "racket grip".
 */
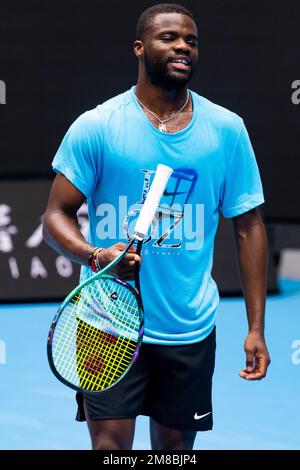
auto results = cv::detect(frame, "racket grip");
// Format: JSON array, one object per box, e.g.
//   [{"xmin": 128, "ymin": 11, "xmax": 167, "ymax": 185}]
[{"xmin": 133, "ymin": 164, "xmax": 173, "ymax": 240}]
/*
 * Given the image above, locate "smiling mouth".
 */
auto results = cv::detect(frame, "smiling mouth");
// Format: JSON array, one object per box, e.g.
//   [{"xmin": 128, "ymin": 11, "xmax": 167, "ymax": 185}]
[{"xmin": 169, "ymin": 58, "xmax": 192, "ymax": 72}]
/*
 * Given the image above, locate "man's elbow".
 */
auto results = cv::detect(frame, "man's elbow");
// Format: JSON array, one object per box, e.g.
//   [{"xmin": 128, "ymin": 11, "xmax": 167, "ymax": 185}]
[{"xmin": 42, "ymin": 211, "xmax": 52, "ymax": 246}]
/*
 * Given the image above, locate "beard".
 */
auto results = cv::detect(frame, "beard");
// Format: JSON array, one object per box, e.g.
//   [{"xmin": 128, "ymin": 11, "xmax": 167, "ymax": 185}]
[{"xmin": 143, "ymin": 49, "xmax": 196, "ymax": 88}]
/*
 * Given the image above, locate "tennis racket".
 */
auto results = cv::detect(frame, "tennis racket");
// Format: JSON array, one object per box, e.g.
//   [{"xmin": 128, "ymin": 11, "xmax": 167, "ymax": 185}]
[{"xmin": 47, "ymin": 164, "xmax": 173, "ymax": 393}]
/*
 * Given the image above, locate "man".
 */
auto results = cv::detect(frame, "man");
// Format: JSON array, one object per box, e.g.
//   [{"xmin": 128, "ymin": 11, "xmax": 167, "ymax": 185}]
[{"xmin": 43, "ymin": 3, "xmax": 271, "ymax": 450}]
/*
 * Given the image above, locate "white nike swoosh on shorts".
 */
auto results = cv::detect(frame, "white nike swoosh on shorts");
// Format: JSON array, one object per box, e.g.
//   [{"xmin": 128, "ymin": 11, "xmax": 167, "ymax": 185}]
[{"xmin": 194, "ymin": 412, "xmax": 211, "ymax": 420}]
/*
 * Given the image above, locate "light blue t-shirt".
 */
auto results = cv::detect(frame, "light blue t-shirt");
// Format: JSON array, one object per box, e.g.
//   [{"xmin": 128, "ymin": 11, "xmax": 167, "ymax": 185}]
[{"xmin": 52, "ymin": 86, "xmax": 264, "ymax": 345}]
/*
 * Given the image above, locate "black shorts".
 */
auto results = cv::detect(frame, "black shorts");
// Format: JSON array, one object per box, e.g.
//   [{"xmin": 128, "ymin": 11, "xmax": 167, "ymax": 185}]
[{"xmin": 76, "ymin": 327, "xmax": 216, "ymax": 431}]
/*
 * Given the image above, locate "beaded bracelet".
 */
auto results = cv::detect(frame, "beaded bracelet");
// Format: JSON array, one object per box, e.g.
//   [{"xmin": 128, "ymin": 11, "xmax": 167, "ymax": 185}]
[{"xmin": 88, "ymin": 247, "xmax": 104, "ymax": 273}]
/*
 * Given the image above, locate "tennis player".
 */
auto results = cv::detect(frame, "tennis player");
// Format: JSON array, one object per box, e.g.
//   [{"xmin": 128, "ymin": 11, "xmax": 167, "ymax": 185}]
[{"xmin": 43, "ymin": 3, "xmax": 271, "ymax": 450}]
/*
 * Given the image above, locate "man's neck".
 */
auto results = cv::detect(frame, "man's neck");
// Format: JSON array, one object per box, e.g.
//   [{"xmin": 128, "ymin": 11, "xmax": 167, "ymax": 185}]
[{"xmin": 135, "ymin": 76, "xmax": 189, "ymax": 119}]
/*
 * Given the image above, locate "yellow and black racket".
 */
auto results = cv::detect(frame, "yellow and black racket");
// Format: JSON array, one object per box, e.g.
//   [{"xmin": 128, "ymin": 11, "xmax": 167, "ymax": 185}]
[{"xmin": 47, "ymin": 164, "xmax": 173, "ymax": 393}]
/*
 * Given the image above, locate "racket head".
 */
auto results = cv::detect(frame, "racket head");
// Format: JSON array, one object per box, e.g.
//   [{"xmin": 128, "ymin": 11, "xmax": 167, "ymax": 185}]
[{"xmin": 47, "ymin": 273, "xmax": 144, "ymax": 393}]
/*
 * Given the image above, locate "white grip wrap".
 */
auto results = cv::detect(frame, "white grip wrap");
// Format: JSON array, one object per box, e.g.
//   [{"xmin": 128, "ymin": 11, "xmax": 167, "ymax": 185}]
[{"xmin": 133, "ymin": 164, "xmax": 173, "ymax": 240}]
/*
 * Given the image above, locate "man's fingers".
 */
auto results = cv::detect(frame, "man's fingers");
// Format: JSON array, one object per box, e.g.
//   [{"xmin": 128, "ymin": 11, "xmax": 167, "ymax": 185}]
[
  {"xmin": 245, "ymin": 350, "xmax": 256, "ymax": 372},
  {"xmin": 241, "ymin": 335, "xmax": 271, "ymax": 381},
  {"xmin": 239, "ymin": 370, "xmax": 250, "ymax": 379},
  {"xmin": 118, "ymin": 270, "xmax": 135, "ymax": 281},
  {"xmin": 239, "ymin": 367, "xmax": 260, "ymax": 379},
  {"xmin": 114, "ymin": 263, "xmax": 140, "ymax": 279},
  {"xmin": 239, "ymin": 368, "xmax": 261, "ymax": 380},
  {"xmin": 240, "ymin": 370, "xmax": 266, "ymax": 380},
  {"xmin": 240, "ymin": 354, "xmax": 270, "ymax": 380},
  {"xmin": 256, "ymin": 354, "xmax": 270, "ymax": 375},
  {"xmin": 115, "ymin": 242, "xmax": 128, "ymax": 250},
  {"xmin": 121, "ymin": 253, "xmax": 142, "ymax": 265}
]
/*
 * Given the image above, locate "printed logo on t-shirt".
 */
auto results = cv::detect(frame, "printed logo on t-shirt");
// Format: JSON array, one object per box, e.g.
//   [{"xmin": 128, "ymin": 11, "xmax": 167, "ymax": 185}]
[{"xmin": 95, "ymin": 168, "xmax": 205, "ymax": 252}]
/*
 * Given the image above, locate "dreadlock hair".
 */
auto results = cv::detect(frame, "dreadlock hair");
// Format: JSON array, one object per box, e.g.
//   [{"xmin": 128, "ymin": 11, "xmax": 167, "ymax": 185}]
[{"xmin": 136, "ymin": 3, "xmax": 195, "ymax": 41}]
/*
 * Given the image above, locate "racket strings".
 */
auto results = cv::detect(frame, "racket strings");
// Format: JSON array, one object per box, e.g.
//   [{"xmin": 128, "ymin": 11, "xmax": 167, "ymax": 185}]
[
  {"xmin": 87, "ymin": 278, "xmax": 140, "ymax": 333},
  {"xmin": 76, "ymin": 280, "xmax": 138, "ymax": 388},
  {"xmin": 51, "ymin": 276, "xmax": 141, "ymax": 391},
  {"xmin": 54, "ymin": 277, "xmax": 138, "ymax": 364},
  {"xmin": 54, "ymin": 319, "xmax": 136, "ymax": 386},
  {"xmin": 54, "ymin": 306, "xmax": 134, "ymax": 388},
  {"xmin": 54, "ymin": 280, "xmax": 138, "ymax": 385},
  {"xmin": 75, "ymin": 322, "xmax": 136, "ymax": 388},
  {"xmin": 53, "ymin": 312, "xmax": 136, "ymax": 390}
]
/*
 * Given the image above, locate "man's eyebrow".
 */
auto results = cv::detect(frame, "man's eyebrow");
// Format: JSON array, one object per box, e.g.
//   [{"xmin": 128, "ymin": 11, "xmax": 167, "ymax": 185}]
[{"xmin": 186, "ymin": 34, "xmax": 198, "ymax": 40}]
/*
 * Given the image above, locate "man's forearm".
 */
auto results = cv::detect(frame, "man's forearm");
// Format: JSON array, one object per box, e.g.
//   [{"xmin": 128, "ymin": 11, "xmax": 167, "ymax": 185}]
[
  {"xmin": 234, "ymin": 219, "xmax": 268, "ymax": 334},
  {"xmin": 43, "ymin": 210, "xmax": 95, "ymax": 266}
]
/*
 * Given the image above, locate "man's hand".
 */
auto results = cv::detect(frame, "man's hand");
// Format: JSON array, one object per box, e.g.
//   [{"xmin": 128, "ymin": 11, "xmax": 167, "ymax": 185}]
[
  {"xmin": 98, "ymin": 242, "xmax": 142, "ymax": 281},
  {"xmin": 239, "ymin": 332, "xmax": 271, "ymax": 380}
]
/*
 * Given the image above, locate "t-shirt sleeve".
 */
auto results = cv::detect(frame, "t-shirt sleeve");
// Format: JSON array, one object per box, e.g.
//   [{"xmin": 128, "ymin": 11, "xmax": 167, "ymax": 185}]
[
  {"xmin": 52, "ymin": 110, "xmax": 102, "ymax": 198},
  {"xmin": 220, "ymin": 120, "xmax": 265, "ymax": 218}
]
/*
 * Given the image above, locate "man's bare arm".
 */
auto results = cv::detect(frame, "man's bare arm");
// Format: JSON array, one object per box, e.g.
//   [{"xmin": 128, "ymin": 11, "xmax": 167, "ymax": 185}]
[
  {"xmin": 233, "ymin": 207, "xmax": 271, "ymax": 380},
  {"xmin": 43, "ymin": 173, "xmax": 94, "ymax": 265},
  {"xmin": 43, "ymin": 173, "xmax": 140, "ymax": 279}
]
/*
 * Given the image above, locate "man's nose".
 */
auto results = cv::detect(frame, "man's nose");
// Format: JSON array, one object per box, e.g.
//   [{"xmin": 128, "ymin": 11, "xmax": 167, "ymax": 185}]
[{"xmin": 173, "ymin": 38, "xmax": 191, "ymax": 53}]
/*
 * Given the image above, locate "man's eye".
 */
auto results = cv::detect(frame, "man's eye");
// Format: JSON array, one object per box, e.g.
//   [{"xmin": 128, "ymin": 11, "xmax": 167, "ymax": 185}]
[
  {"xmin": 187, "ymin": 39, "xmax": 198, "ymax": 47},
  {"xmin": 161, "ymin": 36, "xmax": 174, "ymax": 41}
]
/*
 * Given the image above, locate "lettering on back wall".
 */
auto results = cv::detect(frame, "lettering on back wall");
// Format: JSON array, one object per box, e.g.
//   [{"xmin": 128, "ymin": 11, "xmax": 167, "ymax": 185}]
[
  {"xmin": 0, "ymin": 203, "xmax": 88, "ymax": 279},
  {"xmin": 0, "ymin": 80, "xmax": 6, "ymax": 104}
]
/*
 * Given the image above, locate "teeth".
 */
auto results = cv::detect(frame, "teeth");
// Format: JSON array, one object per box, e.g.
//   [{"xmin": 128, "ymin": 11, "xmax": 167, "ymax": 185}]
[{"xmin": 173, "ymin": 59, "xmax": 189, "ymax": 65}]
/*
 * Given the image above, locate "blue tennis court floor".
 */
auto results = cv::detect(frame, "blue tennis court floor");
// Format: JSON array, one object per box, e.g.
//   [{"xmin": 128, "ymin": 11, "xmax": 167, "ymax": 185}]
[{"xmin": 0, "ymin": 278, "xmax": 299, "ymax": 450}]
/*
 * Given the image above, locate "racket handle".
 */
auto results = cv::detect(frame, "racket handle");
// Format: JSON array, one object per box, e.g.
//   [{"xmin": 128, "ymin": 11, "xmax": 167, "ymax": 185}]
[{"xmin": 133, "ymin": 164, "xmax": 173, "ymax": 240}]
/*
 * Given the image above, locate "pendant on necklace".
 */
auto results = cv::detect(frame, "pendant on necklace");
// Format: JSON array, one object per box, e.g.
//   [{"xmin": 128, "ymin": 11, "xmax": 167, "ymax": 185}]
[{"xmin": 159, "ymin": 123, "xmax": 167, "ymax": 132}]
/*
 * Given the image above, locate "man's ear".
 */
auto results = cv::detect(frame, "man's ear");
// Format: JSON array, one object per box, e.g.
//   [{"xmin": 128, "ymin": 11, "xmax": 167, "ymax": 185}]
[{"xmin": 133, "ymin": 40, "xmax": 144, "ymax": 58}]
